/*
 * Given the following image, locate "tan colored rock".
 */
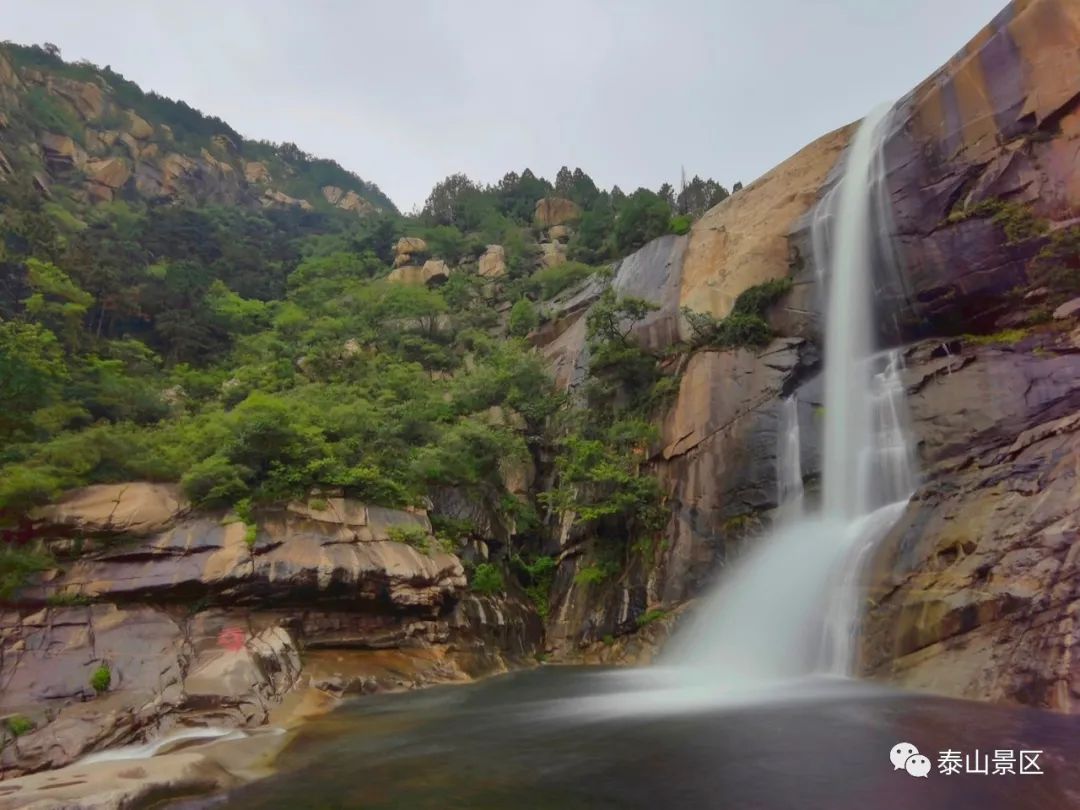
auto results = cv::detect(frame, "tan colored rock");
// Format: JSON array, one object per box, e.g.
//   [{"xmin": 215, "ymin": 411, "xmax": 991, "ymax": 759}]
[
  {"xmin": 85, "ymin": 156, "xmax": 131, "ymax": 189},
  {"xmin": 478, "ymin": 244, "xmax": 507, "ymax": 278},
  {"xmin": 0, "ymin": 50, "xmax": 20, "ymax": 92},
  {"xmin": 211, "ymin": 133, "xmax": 239, "ymax": 155},
  {"xmin": 244, "ymin": 160, "xmax": 270, "ymax": 184},
  {"xmin": 39, "ymin": 131, "xmax": 87, "ymax": 171},
  {"xmin": 387, "ymin": 259, "xmax": 449, "ymax": 287},
  {"xmin": 534, "ymin": 196, "xmax": 581, "ymax": 228},
  {"xmin": 679, "ymin": 123, "xmax": 851, "ymax": 322},
  {"xmin": 33, "ymin": 483, "xmax": 188, "ymax": 537},
  {"xmin": 125, "ymin": 109, "xmax": 154, "ymax": 140},
  {"xmin": 1052, "ymin": 297, "xmax": 1080, "ymax": 320},
  {"xmin": 549, "ymin": 224, "xmax": 572, "ymax": 242},
  {"xmin": 261, "ymin": 188, "xmax": 314, "ymax": 211},
  {"xmin": 393, "ymin": 236, "xmax": 428, "ymax": 267},
  {"xmin": 51, "ymin": 77, "xmax": 105, "ymax": 121},
  {"xmin": 337, "ymin": 190, "xmax": 375, "ymax": 215},
  {"xmin": 539, "ymin": 240, "xmax": 566, "ymax": 268},
  {"xmin": 322, "ymin": 185, "xmax": 345, "ymax": 204},
  {"xmin": 0, "ymin": 751, "xmax": 238, "ymax": 809}
]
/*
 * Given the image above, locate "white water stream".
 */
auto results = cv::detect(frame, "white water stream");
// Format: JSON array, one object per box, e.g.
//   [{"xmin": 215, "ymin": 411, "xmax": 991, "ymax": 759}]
[{"xmin": 662, "ymin": 104, "xmax": 916, "ymax": 687}]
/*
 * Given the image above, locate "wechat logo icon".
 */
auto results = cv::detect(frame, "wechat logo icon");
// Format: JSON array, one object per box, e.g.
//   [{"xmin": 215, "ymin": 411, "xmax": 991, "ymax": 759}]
[{"xmin": 891, "ymin": 742, "xmax": 931, "ymax": 778}]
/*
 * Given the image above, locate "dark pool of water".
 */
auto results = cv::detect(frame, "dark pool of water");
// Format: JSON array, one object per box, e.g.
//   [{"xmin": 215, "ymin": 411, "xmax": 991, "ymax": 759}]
[{"xmin": 190, "ymin": 668, "xmax": 1080, "ymax": 810}]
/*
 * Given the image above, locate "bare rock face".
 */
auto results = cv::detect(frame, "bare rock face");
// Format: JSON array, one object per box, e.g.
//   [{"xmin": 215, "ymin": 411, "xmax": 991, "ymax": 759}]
[
  {"xmin": 2, "ymin": 494, "xmax": 542, "ymax": 776},
  {"xmin": 388, "ymin": 259, "xmax": 448, "ymax": 287},
  {"xmin": 534, "ymin": 196, "xmax": 581, "ymax": 228},
  {"xmin": 876, "ymin": 0, "xmax": 1080, "ymax": 335},
  {"xmin": 32, "ymin": 483, "xmax": 188, "ymax": 538},
  {"xmin": 38, "ymin": 132, "xmax": 87, "ymax": 173},
  {"xmin": 478, "ymin": 244, "xmax": 506, "ymax": 278},
  {"xmin": 860, "ymin": 327, "xmax": 1080, "ymax": 709},
  {"xmin": 0, "ymin": 751, "xmax": 238, "ymax": 810},
  {"xmin": 393, "ymin": 236, "xmax": 428, "ymax": 268},
  {"xmin": 679, "ymin": 124, "xmax": 851, "ymax": 325},
  {"xmin": 244, "ymin": 161, "xmax": 270, "ymax": 184}
]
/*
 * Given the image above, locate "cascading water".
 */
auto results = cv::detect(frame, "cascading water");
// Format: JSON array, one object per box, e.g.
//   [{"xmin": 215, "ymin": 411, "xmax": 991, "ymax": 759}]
[{"xmin": 663, "ymin": 104, "xmax": 916, "ymax": 686}]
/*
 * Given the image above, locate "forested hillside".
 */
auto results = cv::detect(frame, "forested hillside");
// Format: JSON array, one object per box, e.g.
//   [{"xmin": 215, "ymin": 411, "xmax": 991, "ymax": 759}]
[{"xmin": 0, "ymin": 42, "xmax": 753, "ymax": 607}]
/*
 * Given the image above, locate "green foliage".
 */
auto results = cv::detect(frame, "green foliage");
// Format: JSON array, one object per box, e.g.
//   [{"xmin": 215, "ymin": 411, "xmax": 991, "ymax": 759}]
[
  {"xmin": 0, "ymin": 545, "xmax": 53, "ymax": 600},
  {"xmin": 574, "ymin": 562, "xmax": 618, "ymax": 587},
  {"xmin": 613, "ymin": 189, "xmax": 671, "ymax": 254},
  {"xmin": 45, "ymin": 592, "xmax": 92, "ymax": 606},
  {"xmin": 682, "ymin": 277, "xmax": 793, "ymax": 350},
  {"xmin": 5, "ymin": 715, "xmax": 34, "ymax": 738},
  {"xmin": 470, "ymin": 562, "xmax": 504, "ymax": 595},
  {"xmin": 532, "ymin": 261, "xmax": 596, "ymax": 299},
  {"xmin": 1029, "ymin": 226, "xmax": 1080, "ymax": 300},
  {"xmin": 947, "ymin": 198, "xmax": 1049, "ymax": 245},
  {"xmin": 23, "ymin": 87, "xmax": 84, "ymax": 143},
  {"xmin": 962, "ymin": 328, "xmax": 1031, "ymax": 346},
  {"xmin": 512, "ymin": 553, "xmax": 557, "ymax": 619},
  {"xmin": 508, "ymin": 298, "xmax": 538, "ymax": 337},
  {"xmin": 90, "ymin": 664, "xmax": 111, "ymax": 694},
  {"xmin": 635, "ymin": 608, "xmax": 668, "ymax": 628},
  {"xmin": 387, "ymin": 524, "xmax": 432, "ymax": 550},
  {"xmin": 669, "ymin": 215, "xmax": 692, "ymax": 236}
]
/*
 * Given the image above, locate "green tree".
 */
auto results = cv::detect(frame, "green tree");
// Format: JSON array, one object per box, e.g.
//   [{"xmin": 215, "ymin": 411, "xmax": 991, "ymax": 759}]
[{"xmin": 508, "ymin": 298, "xmax": 538, "ymax": 337}]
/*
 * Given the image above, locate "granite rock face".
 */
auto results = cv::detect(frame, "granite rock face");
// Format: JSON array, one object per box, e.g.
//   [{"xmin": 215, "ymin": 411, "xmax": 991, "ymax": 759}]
[{"xmin": 1, "ymin": 495, "xmax": 542, "ymax": 777}]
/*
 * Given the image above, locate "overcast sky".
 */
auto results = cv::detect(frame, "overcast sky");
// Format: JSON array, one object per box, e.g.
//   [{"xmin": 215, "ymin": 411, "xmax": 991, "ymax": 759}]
[{"xmin": 6, "ymin": 0, "xmax": 1006, "ymax": 212}]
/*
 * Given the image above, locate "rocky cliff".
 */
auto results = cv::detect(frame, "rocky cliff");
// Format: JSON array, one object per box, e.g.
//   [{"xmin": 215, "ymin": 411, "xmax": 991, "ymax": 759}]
[
  {"xmin": 541, "ymin": 0, "xmax": 1080, "ymax": 717},
  {"xmin": 1, "ymin": 485, "xmax": 540, "ymax": 778},
  {"xmin": 0, "ymin": 43, "xmax": 393, "ymax": 215}
]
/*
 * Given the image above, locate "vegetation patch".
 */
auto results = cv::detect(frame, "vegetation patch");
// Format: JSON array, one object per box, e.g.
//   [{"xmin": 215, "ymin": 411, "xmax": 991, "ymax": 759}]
[
  {"xmin": 4, "ymin": 715, "xmax": 34, "ymax": 738},
  {"xmin": 635, "ymin": 608, "xmax": 669, "ymax": 628},
  {"xmin": 682, "ymin": 277, "xmax": 793, "ymax": 350},
  {"xmin": 90, "ymin": 663, "xmax": 111, "ymax": 694},
  {"xmin": 470, "ymin": 562, "xmax": 504, "ymax": 595},
  {"xmin": 946, "ymin": 198, "xmax": 1049, "ymax": 245}
]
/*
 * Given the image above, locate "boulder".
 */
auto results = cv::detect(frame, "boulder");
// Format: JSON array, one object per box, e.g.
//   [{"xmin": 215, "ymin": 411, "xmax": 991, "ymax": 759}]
[
  {"xmin": 393, "ymin": 236, "xmax": 428, "ymax": 268},
  {"xmin": 321, "ymin": 185, "xmax": 345, "ymax": 204},
  {"xmin": 337, "ymin": 190, "xmax": 375, "ymax": 215},
  {"xmin": 539, "ymin": 241, "xmax": 566, "ymax": 268},
  {"xmin": 261, "ymin": 188, "xmax": 313, "ymax": 211},
  {"xmin": 478, "ymin": 244, "xmax": 506, "ymax": 278},
  {"xmin": 84, "ymin": 156, "xmax": 131, "ymax": 190},
  {"xmin": 1053, "ymin": 297, "xmax": 1080, "ymax": 320},
  {"xmin": 32, "ymin": 483, "xmax": 188, "ymax": 537},
  {"xmin": 549, "ymin": 224, "xmax": 572, "ymax": 242},
  {"xmin": 51, "ymin": 77, "xmax": 105, "ymax": 121},
  {"xmin": 244, "ymin": 161, "xmax": 270, "ymax": 184},
  {"xmin": 124, "ymin": 109, "xmax": 154, "ymax": 140},
  {"xmin": 534, "ymin": 196, "xmax": 581, "ymax": 228},
  {"xmin": 39, "ymin": 132, "xmax": 87, "ymax": 172},
  {"xmin": 388, "ymin": 259, "xmax": 449, "ymax": 287}
]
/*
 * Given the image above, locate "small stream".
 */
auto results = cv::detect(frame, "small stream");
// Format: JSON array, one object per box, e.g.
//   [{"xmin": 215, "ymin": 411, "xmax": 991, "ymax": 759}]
[{"xmin": 182, "ymin": 668, "xmax": 1080, "ymax": 810}]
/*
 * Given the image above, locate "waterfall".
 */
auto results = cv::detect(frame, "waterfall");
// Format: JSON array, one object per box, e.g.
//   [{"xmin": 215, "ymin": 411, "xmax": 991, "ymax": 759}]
[
  {"xmin": 663, "ymin": 104, "xmax": 915, "ymax": 685},
  {"xmin": 776, "ymin": 396, "xmax": 804, "ymax": 521}
]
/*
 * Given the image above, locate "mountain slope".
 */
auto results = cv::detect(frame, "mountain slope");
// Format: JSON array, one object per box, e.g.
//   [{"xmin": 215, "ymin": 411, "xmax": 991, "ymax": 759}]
[{"xmin": 0, "ymin": 42, "xmax": 396, "ymax": 215}]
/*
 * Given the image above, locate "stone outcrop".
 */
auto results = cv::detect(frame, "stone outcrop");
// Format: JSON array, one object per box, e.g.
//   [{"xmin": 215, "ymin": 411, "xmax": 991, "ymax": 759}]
[
  {"xmin": 243, "ymin": 161, "xmax": 270, "ymax": 184},
  {"xmin": 2, "ymin": 491, "xmax": 542, "ymax": 777},
  {"xmin": 387, "ymin": 259, "xmax": 449, "ymax": 287},
  {"xmin": 534, "ymin": 196, "xmax": 581, "ymax": 228},
  {"xmin": 860, "ymin": 323, "xmax": 1080, "ymax": 709},
  {"xmin": 31, "ymin": 483, "xmax": 188, "ymax": 538},
  {"xmin": 393, "ymin": 236, "xmax": 428, "ymax": 268},
  {"xmin": 38, "ymin": 132, "xmax": 87, "ymax": 172},
  {"xmin": 872, "ymin": 0, "xmax": 1080, "ymax": 335},
  {"xmin": 679, "ymin": 123, "xmax": 851, "ymax": 327},
  {"xmin": 478, "ymin": 244, "xmax": 506, "ymax": 278},
  {"xmin": 321, "ymin": 185, "xmax": 376, "ymax": 215}
]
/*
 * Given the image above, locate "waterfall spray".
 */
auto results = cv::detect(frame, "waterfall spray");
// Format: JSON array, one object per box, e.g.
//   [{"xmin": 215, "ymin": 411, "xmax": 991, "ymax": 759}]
[{"xmin": 663, "ymin": 104, "xmax": 915, "ymax": 684}]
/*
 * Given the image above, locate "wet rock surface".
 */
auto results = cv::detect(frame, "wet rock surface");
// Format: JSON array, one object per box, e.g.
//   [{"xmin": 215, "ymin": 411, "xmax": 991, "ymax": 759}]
[{"xmin": 1, "ymin": 498, "xmax": 542, "ymax": 780}]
